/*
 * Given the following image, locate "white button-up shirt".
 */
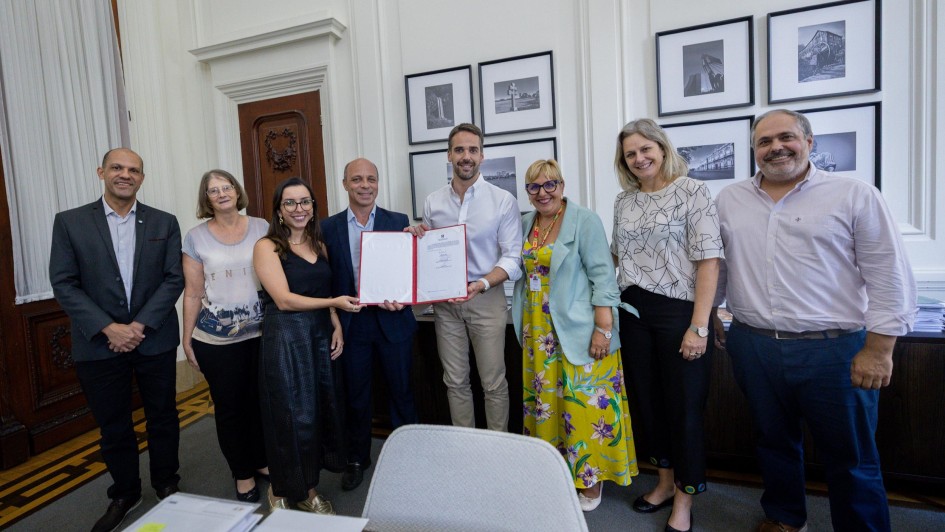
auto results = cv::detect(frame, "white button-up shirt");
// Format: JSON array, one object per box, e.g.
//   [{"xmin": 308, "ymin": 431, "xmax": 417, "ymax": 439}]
[
  {"xmin": 423, "ymin": 174, "xmax": 523, "ymax": 282},
  {"xmin": 716, "ymin": 167, "xmax": 916, "ymax": 335},
  {"xmin": 103, "ymin": 197, "xmax": 137, "ymax": 311}
]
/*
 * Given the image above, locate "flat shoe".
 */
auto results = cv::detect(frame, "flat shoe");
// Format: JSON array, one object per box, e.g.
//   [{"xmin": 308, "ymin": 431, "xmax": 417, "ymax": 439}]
[
  {"xmin": 666, "ymin": 511, "xmax": 692, "ymax": 532},
  {"xmin": 235, "ymin": 479, "xmax": 260, "ymax": 503},
  {"xmin": 267, "ymin": 485, "xmax": 289, "ymax": 514},
  {"xmin": 578, "ymin": 483, "xmax": 603, "ymax": 512},
  {"xmin": 633, "ymin": 494, "xmax": 674, "ymax": 513},
  {"xmin": 297, "ymin": 493, "xmax": 335, "ymax": 515}
]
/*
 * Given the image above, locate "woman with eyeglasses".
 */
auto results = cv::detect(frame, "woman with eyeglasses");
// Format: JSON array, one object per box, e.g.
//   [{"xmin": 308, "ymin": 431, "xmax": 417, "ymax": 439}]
[
  {"xmin": 612, "ymin": 119, "xmax": 722, "ymax": 532},
  {"xmin": 512, "ymin": 159, "xmax": 638, "ymax": 512},
  {"xmin": 252, "ymin": 177, "xmax": 363, "ymax": 515},
  {"xmin": 182, "ymin": 169, "xmax": 270, "ymax": 502}
]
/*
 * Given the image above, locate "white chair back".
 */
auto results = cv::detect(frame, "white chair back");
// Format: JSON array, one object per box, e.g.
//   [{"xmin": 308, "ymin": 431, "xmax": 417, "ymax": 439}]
[{"xmin": 361, "ymin": 424, "xmax": 588, "ymax": 532}]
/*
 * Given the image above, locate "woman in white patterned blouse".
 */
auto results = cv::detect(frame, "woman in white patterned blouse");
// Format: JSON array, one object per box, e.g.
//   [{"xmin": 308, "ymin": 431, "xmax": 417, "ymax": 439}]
[{"xmin": 611, "ymin": 119, "xmax": 722, "ymax": 532}]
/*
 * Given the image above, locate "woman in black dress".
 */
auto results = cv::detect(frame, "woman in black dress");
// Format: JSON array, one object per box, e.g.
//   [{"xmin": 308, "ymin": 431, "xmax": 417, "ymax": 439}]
[{"xmin": 253, "ymin": 177, "xmax": 363, "ymax": 514}]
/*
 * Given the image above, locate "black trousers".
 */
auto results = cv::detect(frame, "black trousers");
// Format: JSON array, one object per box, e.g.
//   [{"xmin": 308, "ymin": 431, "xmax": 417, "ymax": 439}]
[
  {"xmin": 343, "ymin": 308, "xmax": 418, "ymax": 464},
  {"xmin": 75, "ymin": 348, "xmax": 180, "ymax": 500},
  {"xmin": 619, "ymin": 285, "xmax": 711, "ymax": 495},
  {"xmin": 193, "ymin": 337, "xmax": 268, "ymax": 480}
]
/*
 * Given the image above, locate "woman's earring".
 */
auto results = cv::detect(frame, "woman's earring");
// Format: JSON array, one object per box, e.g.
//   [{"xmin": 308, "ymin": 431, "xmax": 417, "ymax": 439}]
[{"xmin": 279, "ymin": 214, "xmax": 284, "ymax": 225}]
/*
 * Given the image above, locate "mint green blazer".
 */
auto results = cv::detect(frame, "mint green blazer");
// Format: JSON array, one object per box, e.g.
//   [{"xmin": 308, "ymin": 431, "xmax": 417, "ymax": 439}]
[{"xmin": 512, "ymin": 200, "xmax": 622, "ymax": 366}]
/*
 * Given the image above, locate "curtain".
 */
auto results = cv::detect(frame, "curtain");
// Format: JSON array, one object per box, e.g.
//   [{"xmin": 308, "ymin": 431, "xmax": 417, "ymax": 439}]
[{"xmin": 0, "ymin": 0, "xmax": 129, "ymax": 304}]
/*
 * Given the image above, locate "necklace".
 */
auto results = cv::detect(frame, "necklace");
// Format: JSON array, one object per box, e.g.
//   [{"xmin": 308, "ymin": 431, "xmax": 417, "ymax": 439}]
[
  {"xmin": 531, "ymin": 204, "xmax": 564, "ymax": 249},
  {"xmin": 288, "ymin": 236, "xmax": 308, "ymax": 245}
]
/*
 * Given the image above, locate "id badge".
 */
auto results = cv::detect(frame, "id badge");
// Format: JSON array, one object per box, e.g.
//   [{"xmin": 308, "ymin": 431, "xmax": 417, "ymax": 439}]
[{"xmin": 529, "ymin": 274, "xmax": 541, "ymax": 292}]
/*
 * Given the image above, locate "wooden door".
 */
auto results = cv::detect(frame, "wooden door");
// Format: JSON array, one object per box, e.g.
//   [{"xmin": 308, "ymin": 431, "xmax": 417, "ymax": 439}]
[{"xmin": 238, "ymin": 91, "xmax": 328, "ymax": 220}]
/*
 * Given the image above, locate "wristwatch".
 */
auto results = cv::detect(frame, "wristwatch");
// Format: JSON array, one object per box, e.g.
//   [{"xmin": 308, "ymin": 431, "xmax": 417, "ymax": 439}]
[
  {"xmin": 594, "ymin": 326, "xmax": 612, "ymax": 339},
  {"xmin": 689, "ymin": 324, "xmax": 709, "ymax": 338},
  {"xmin": 477, "ymin": 278, "xmax": 491, "ymax": 293}
]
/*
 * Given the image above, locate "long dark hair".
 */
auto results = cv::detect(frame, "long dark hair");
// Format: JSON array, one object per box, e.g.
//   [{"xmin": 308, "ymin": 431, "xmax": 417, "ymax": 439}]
[{"xmin": 264, "ymin": 177, "xmax": 326, "ymax": 260}]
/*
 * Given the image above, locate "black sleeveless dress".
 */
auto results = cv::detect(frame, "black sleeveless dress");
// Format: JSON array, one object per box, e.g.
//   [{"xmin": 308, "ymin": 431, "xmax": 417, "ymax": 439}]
[{"xmin": 258, "ymin": 251, "xmax": 346, "ymax": 500}]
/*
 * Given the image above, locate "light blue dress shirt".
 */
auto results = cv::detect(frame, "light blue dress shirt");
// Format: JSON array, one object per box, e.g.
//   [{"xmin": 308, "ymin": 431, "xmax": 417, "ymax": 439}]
[{"xmin": 102, "ymin": 197, "xmax": 137, "ymax": 311}]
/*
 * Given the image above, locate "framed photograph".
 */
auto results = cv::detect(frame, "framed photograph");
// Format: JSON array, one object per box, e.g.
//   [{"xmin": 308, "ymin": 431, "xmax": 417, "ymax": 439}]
[
  {"xmin": 655, "ymin": 16, "xmax": 754, "ymax": 117},
  {"xmin": 768, "ymin": 0, "xmax": 880, "ymax": 104},
  {"xmin": 409, "ymin": 148, "xmax": 449, "ymax": 219},
  {"xmin": 405, "ymin": 65, "xmax": 474, "ymax": 144},
  {"xmin": 478, "ymin": 51, "xmax": 556, "ymax": 135},
  {"xmin": 661, "ymin": 116, "xmax": 754, "ymax": 199},
  {"xmin": 408, "ymin": 138, "xmax": 558, "ymax": 219},
  {"xmin": 482, "ymin": 137, "xmax": 558, "ymax": 212},
  {"xmin": 799, "ymin": 102, "xmax": 880, "ymax": 188}
]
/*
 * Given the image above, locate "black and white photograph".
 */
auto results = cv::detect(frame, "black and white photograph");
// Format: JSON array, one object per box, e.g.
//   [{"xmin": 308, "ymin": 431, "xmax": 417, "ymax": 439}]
[
  {"xmin": 677, "ymin": 143, "xmax": 735, "ymax": 181},
  {"xmin": 656, "ymin": 16, "xmax": 753, "ymax": 117},
  {"xmin": 405, "ymin": 65, "xmax": 473, "ymax": 144},
  {"xmin": 424, "ymin": 83, "xmax": 455, "ymax": 129},
  {"xmin": 809, "ymin": 133, "xmax": 855, "ymax": 172},
  {"xmin": 768, "ymin": 0, "xmax": 879, "ymax": 103},
  {"xmin": 661, "ymin": 115, "xmax": 753, "ymax": 199},
  {"xmin": 409, "ymin": 149, "xmax": 450, "ymax": 219},
  {"xmin": 800, "ymin": 102, "xmax": 880, "ymax": 188},
  {"xmin": 682, "ymin": 40, "xmax": 724, "ymax": 97},
  {"xmin": 479, "ymin": 157, "xmax": 518, "ymax": 198},
  {"xmin": 797, "ymin": 20, "xmax": 846, "ymax": 83},
  {"xmin": 483, "ymin": 137, "xmax": 558, "ymax": 212},
  {"xmin": 493, "ymin": 76, "xmax": 540, "ymax": 114},
  {"xmin": 479, "ymin": 51, "xmax": 556, "ymax": 135}
]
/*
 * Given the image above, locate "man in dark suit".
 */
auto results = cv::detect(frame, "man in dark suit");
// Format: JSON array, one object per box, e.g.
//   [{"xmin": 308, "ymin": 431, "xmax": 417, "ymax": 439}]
[
  {"xmin": 321, "ymin": 158, "xmax": 418, "ymax": 491},
  {"xmin": 49, "ymin": 148, "xmax": 184, "ymax": 532}
]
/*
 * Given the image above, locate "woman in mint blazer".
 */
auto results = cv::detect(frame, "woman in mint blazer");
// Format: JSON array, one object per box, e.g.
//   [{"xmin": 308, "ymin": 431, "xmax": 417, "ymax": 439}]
[{"xmin": 512, "ymin": 159, "xmax": 638, "ymax": 512}]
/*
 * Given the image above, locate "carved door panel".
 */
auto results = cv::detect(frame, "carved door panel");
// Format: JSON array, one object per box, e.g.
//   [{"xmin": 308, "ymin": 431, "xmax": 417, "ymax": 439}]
[{"xmin": 237, "ymin": 91, "xmax": 328, "ymax": 220}]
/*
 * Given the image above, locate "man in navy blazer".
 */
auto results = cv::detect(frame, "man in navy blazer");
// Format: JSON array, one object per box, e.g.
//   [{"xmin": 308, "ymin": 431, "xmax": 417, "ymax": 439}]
[
  {"xmin": 321, "ymin": 158, "xmax": 418, "ymax": 491},
  {"xmin": 49, "ymin": 148, "xmax": 184, "ymax": 532}
]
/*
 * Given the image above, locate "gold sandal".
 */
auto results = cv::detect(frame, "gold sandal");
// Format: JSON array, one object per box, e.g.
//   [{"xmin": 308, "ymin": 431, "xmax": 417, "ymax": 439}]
[
  {"xmin": 296, "ymin": 492, "xmax": 335, "ymax": 515},
  {"xmin": 267, "ymin": 485, "xmax": 289, "ymax": 513}
]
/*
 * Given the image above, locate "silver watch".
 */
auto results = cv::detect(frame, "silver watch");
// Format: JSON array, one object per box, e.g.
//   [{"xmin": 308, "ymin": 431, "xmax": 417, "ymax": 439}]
[
  {"xmin": 689, "ymin": 324, "xmax": 709, "ymax": 338},
  {"xmin": 594, "ymin": 326, "xmax": 612, "ymax": 339}
]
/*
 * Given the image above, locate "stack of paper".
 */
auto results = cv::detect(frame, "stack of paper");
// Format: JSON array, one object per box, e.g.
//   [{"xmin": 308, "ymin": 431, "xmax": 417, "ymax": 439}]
[
  {"xmin": 254, "ymin": 509, "xmax": 369, "ymax": 531},
  {"xmin": 122, "ymin": 493, "xmax": 261, "ymax": 532},
  {"xmin": 914, "ymin": 295, "xmax": 945, "ymax": 333}
]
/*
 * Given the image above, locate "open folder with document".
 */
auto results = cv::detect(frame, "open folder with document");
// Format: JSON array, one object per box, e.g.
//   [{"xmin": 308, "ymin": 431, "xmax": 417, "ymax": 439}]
[{"xmin": 358, "ymin": 224, "xmax": 468, "ymax": 304}]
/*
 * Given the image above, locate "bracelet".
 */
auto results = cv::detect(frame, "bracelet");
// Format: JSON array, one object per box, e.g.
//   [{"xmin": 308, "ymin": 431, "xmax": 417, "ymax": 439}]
[{"xmin": 477, "ymin": 278, "xmax": 491, "ymax": 292}]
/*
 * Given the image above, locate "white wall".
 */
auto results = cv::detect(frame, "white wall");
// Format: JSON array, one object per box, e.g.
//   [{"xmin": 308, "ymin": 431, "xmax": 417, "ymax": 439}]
[{"xmin": 116, "ymin": 0, "xmax": 945, "ymax": 298}]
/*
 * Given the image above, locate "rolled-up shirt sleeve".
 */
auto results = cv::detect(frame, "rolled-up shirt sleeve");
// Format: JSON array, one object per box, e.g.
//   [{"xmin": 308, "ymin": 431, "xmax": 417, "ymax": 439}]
[
  {"xmin": 856, "ymin": 187, "xmax": 917, "ymax": 336},
  {"xmin": 495, "ymin": 195, "xmax": 524, "ymax": 282}
]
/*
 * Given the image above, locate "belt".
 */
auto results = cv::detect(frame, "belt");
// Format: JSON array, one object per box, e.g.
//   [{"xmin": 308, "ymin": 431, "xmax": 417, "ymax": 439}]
[{"xmin": 732, "ymin": 319, "xmax": 863, "ymax": 340}]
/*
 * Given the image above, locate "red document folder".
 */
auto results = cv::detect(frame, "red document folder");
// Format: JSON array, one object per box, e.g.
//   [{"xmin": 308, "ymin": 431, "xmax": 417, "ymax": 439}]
[{"xmin": 357, "ymin": 224, "xmax": 468, "ymax": 305}]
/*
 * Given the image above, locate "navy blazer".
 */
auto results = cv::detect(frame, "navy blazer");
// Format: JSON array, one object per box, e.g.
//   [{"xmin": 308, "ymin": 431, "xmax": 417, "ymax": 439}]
[
  {"xmin": 321, "ymin": 207, "xmax": 417, "ymax": 343},
  {"xmin": 49, "ymin": 198, "xmax": 184, "ymax": 362}
]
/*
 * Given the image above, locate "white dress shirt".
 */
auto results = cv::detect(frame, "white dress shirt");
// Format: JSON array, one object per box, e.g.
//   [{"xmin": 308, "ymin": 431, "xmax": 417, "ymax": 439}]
[
  {"xmin": 346, "ymin": 205, "xmax": 376, "ymax": 288},
  {"xmin": 423, "ymin": 174, "xmax": 523, "ymax": 282},
  {"xmin": 103, "ymin": 197, "xmax": 136, "ymax": 310},
  {"xmin": 716, "ymin": 167, "xmax": 916, "ymax": 336}
]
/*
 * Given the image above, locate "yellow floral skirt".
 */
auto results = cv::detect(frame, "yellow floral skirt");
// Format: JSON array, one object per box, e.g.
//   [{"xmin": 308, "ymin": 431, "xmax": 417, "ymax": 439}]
[{"xmin": 521, "ymin": 242, "xmax": 638, "ymax": 488}]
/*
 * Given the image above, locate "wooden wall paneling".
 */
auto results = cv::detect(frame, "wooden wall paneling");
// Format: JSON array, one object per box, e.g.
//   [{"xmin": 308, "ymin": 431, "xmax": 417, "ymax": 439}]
[
  {"xmin": 237, "ymin": 91, "xmax": 328, "ymax": 220},
  {"xmin": 0, "ymin": 144, "xmax": 30, "ymax": 468}
]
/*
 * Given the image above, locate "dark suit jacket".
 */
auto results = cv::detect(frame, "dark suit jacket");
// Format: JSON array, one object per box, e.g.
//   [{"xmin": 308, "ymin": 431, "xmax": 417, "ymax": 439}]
[
  {"xmin": 321, "ymin": 207, "xmax": 417, "ymax": 343},
  {"xmin": 49, "ymin": 198, "xmax": 184, "ymax": 362}
]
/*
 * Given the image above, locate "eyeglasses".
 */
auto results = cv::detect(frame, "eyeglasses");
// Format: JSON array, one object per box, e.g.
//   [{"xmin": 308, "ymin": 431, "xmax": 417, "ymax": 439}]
[
  {"xmin": 207, "ymin": 184, "xmax": 235, "ymax": 197},
  {"xmin": 282, "ymin": 198, "xmax": 314, "ymax": 211},
  {"xmin": 525, "ymin": 180, "xmax": 560, "ymax": 195}
]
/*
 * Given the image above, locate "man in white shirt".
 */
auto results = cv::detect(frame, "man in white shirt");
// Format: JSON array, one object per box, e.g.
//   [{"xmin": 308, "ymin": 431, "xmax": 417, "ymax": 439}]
[
  {"xmin": 714, "ymin": 110, "xmax": 916, "ymax": 532},
  {"xmin": 408, "ymin": 123, "xmax": 523, "ymax": 431}
]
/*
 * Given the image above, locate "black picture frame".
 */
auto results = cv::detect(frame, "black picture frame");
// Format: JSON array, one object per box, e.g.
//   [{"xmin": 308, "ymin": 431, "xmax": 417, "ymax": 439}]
[
  {"xmin": 798, "ymin": 102, "xmax": 881, "ymax": 188},
  {"xmin": 405, "ymin": 65, "xmax": 474, "ymax": 145},
  {"xmin": 661, "ymin": 115, "xmax": 754, "ymax": 198},
  {"xmin": 655, "ymin": 16, "xmax": 754, "ymax": 117},
  {"xmin": 767, "ymin": 0, "xmax": 881, "ymax": 104},
  {"xmin": 478, "ymin": 51, "xmax": 556, "ymax": 136},
  {"xmin": 482, "ymin": 137, "xmax": 558, "ymax": 212}
]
